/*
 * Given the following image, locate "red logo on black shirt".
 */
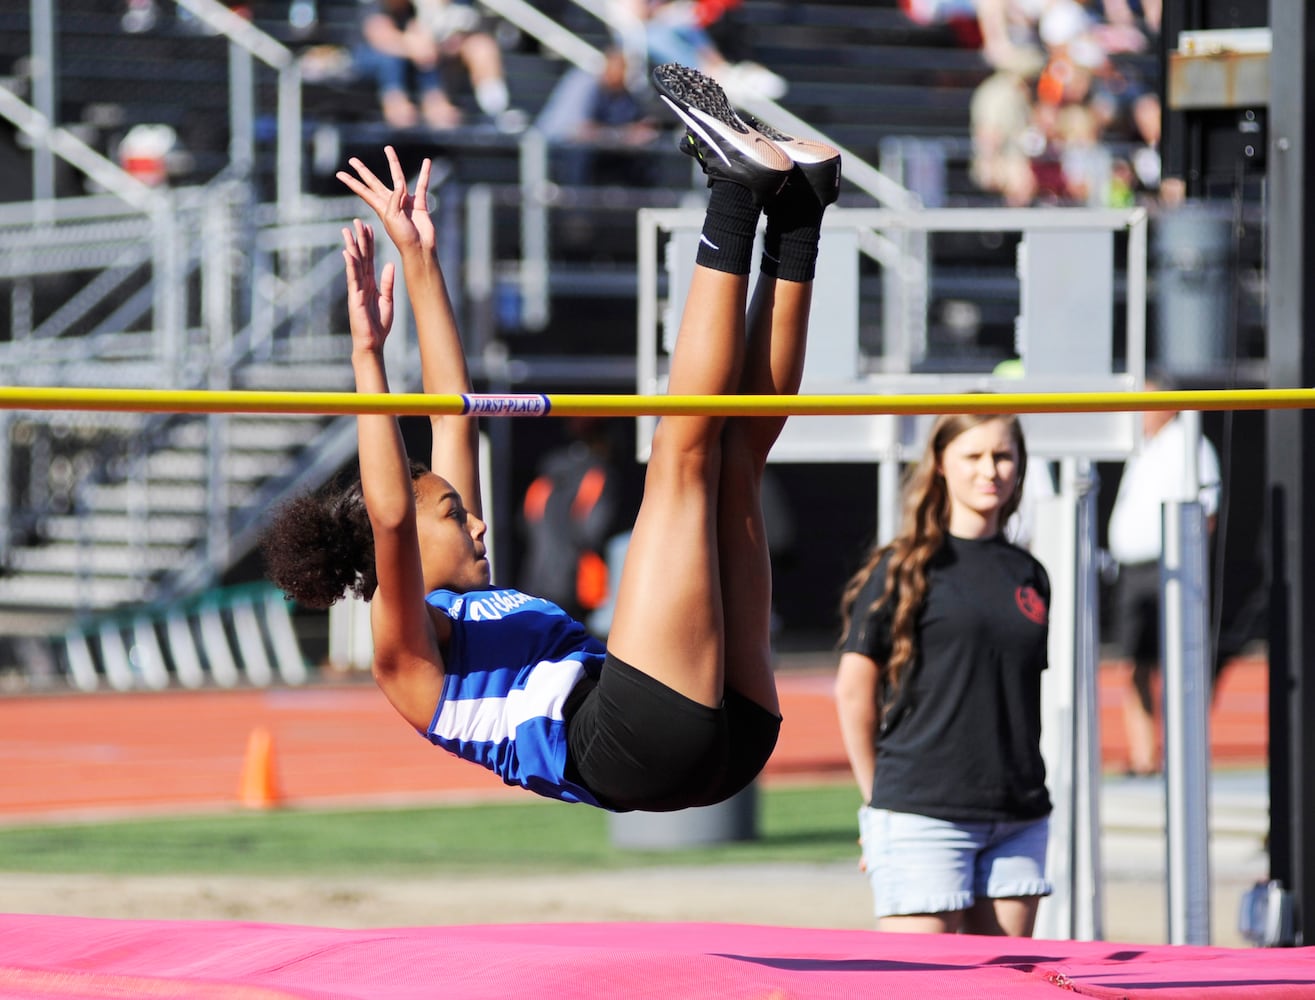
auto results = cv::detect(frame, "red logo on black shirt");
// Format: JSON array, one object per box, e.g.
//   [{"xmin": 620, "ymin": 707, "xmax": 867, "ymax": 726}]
[{"xmin": 1015, "ymin": 586, "xmax": 1048, "ymax": 625}]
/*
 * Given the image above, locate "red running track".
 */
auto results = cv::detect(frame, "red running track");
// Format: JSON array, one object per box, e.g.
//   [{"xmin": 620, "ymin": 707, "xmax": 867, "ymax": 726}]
[{"xmin": 0, "ymin": 656, "xmax": 1267, "ymax": 821}]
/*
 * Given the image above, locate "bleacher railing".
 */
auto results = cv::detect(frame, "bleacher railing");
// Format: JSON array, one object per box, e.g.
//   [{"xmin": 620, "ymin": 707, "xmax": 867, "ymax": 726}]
[
  {"xmin": 171, "ymin": 0, "xmax": 305, "ymax": 222},
  {"xmin": 3, "ymin": 0, "xmax": 920, "ymax": 649},
  {"xmin": 61, "ymin": 581, "xmax": 308, "ymax": 692}
]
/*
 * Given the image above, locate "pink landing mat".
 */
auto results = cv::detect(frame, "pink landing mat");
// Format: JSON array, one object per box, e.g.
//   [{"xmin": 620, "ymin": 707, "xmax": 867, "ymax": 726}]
[{"xmin": 1, "ymin": 915, "xmax": 1313, "ymax": 999}]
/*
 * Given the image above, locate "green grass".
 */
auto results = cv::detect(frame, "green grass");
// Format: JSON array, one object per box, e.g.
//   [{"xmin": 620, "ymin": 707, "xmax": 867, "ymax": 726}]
[{"xmin": 0, "ymin": 784, "xmax": 861, "ymax": 878}]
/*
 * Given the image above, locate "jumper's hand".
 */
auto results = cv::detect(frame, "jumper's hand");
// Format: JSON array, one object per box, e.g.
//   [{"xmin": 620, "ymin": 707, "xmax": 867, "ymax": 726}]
[
  {"xmin": 342, "ymin": 219, "xmax": 394, "ymax": 355},
  {"xmin": 337, "ymin": 145, "xmax": 436, "ymax": 257}
]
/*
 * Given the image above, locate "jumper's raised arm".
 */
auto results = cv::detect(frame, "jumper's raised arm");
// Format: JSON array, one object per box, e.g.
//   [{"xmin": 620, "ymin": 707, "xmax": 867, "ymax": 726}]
[{"xmin": 337, "ymin": 147, "xmax": 482, "ymax": 521}]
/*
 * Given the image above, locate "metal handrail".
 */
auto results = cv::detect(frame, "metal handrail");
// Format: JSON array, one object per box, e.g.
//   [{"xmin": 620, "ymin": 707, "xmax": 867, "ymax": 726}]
[
  {"xmin": 0, "ymin": 85, "xmax": 162, "ymax": 213},
  {"xmin": 478, "ymin": 0, "xmax": 609, "ymax": 74},
  {"xmin": 171, "ymin": 0, "xmax": 304, "ymax": 220}
]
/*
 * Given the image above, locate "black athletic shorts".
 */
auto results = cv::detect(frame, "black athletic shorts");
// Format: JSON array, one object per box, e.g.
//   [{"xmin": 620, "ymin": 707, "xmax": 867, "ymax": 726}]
[
  {"xmin": 1114, "ymin": 560, "xmax": 1160, "ymax": 673},
  {"xmin": 563, "ymin": 652, "xmax": 782, "ymax": 813}
]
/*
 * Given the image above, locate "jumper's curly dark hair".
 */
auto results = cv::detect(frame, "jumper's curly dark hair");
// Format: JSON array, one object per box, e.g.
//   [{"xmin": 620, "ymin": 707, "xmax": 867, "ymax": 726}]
[
  {"xmin": 260, "ymin": 462, "xmax": 429, "ymax": 609},
  {"xmin": 838, "ymin": 413, "xmax": 1027, "ymax": 698}
]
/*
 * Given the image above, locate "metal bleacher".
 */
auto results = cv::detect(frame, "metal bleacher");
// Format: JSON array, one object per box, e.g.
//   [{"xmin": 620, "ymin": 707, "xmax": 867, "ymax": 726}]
[{"xmin": 0, "ymin": 0, "xmax": 1000, "ymax": 690}]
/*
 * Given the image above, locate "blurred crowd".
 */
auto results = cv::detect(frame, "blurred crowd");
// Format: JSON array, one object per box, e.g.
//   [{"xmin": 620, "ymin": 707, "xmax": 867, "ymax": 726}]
[
  {"xmin": 114, "ymin": 0, "xmax": 1171, "ymax": 206},
  {"xmin": 907, "ymin": 0, "xmax": 1170, "ymax": 209}
]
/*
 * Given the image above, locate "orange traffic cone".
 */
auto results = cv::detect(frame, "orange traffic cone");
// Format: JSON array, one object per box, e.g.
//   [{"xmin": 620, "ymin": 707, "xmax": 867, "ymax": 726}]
[{"xmin": 238, "ymin": 726, "xmax": 282, "ymax": 809}]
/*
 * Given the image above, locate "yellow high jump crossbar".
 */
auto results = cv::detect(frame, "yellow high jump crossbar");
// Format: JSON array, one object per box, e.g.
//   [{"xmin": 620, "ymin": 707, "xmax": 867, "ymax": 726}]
[{"xmin": 1, "ymin": 386, "xmax": 1314, "ymax": 418}]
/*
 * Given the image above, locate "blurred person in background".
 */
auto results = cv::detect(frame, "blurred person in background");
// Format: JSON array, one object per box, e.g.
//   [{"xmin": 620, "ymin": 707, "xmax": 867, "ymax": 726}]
[
  {"xmin": 611, "ymin": 0, "xmax": 787, "ymax": 101},
  {"xmin": 1106, "ymin": 377, "xmax": 1220, "ymax": 776},
  {"xmin": 355, "ymin": 0, "xmax": 521, "ymax": 130},
  {"xmin": 536, "ymin": 47, "xmax": 661, "ymax": 186},
  {"xmin": 518, "ymin": 417, "xmax": 633, "ymax": 624}
]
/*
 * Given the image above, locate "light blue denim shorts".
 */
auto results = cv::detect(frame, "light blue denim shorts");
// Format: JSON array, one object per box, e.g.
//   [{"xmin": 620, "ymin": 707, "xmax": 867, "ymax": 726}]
[{"xmin": 857, "ymin": 805, "xmax": 1052, "ymax": 918}]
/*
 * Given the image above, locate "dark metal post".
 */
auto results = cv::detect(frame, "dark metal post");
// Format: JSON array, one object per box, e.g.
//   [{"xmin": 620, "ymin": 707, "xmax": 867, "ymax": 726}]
[{"xmin": 1266, "ymin": 0, "xmax": 1315, "ymax": 946}]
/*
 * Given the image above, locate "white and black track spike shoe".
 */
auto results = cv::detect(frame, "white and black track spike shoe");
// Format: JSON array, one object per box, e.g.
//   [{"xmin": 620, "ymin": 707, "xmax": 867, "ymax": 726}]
[
  {"xmin": 738, "ymin": 111, "xmax": 842, "ymax": 207},
  {"xmin": 651, "ymin": 63, "xmax": 792, "ymax": 204}
]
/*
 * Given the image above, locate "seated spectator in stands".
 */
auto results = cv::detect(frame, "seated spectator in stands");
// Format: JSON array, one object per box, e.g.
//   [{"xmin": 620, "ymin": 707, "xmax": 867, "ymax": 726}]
[
  {"xmin": 609, "ymin": 0, "xmax": 787, "ymax": 101},
  {"xmin": 1021, "ymin": 99, "xmax": 1068, "ymax": 203},
  {"xmin": 1082, "ymin": 52, "xmax": 1162, "ymax": 205},
  {"xmin": 1096, "ymin": 0, "xmax": 1161, "ymax": 39},
  {"xmin": 355, "ymin": 0, "xmax": 521, "ymax": 131},
  {"xmin": 1034, "ymin": 3, "xmax": 1108, "ymax": 108},
  {"xmin": 122, "ymin": 0, "xmax": 158, "ymax": 33},
  {"xmin": 576, "ymin": 49, "xmax": 662, "ymax": 186},
  {"xmin": 695, "ymin": 0, "xmax": 750, "ymax": 62},
  {"xmin": 693, "ymin": 0, "xmax": 782, "ymax": 85},
  {"xmin": 898, "ymin": 0, "xmax": 996, "ymax": 54},
  {"xmin": 1126, "ymin": 90, "xmax": 1163, "ymax": 196},
  {"xmin": 536, "ymin": 48, "xmax": 660, "ymax": 186},
  {"xmin": 123, "ymin": 0, "xmax": 253, "ymax": 33},
  {"xmin": 969, "ymin": 69, "xmax": 1038, "ymax": 205},
  {"xmin": 1022, "ymin": 96, "xmax": 1111, "ymax": 206},
  {"xmin": 975, "ymin": 92, "xmax": 1096, "ymax": 208},
  {"xmin": 1054, "ymin": 101, "xmax": 1111, "ymax": 205},
  {"xmin": 973, "ymin": 0, "xmax": 1048, "ymax": 76}
]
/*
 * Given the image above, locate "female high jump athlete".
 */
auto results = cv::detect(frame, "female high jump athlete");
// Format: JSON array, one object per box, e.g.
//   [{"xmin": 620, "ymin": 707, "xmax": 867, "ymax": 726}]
[{"xmin": 262, "ymin": 64, "xmax": 841, "ymax": 812}]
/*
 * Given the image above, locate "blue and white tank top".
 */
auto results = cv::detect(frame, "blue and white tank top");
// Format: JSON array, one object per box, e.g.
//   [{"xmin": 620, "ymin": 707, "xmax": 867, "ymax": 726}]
[{"xmin": 424, "ymin": 587, "xmax": 606, "ymax": 806}]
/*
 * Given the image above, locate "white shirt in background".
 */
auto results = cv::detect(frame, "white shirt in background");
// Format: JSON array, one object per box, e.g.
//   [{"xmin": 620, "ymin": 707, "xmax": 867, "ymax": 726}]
[{"xmin": 1107, "ymin": 415, "xmax": 1221, "ymax": 566}]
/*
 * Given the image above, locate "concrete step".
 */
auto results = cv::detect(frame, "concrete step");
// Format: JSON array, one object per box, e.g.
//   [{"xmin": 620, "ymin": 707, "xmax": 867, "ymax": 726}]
[
  {"xmin": 236, "ymin": 363, "xmax": 354, "ymax": 392},
  {"xmin": 0, "ymin": 574, "xmax": 150, "ymax": 609},
  {"xmin": 144, "ymin": 449, "xmax": 295, "ymax": 483},
  {"xmin": 85, "ymin": 481, "xmax": 256, "ymax": 512},
  {"xmin": 10, "ymin": 543, "xmax": 187, "ymax": 575},
  {"xmin": 40, "ymin": 513, "xmax": 205, "ymax": 545},
  {"xmin": 168, "ymin": 418, "xmax": 325, "ymax": 452}
]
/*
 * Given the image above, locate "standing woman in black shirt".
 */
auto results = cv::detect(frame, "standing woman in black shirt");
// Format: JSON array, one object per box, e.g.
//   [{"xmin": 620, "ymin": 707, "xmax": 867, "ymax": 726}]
[{"xmin": 834, "ymin": 412, "xmax": 1052, "ymax": 936}]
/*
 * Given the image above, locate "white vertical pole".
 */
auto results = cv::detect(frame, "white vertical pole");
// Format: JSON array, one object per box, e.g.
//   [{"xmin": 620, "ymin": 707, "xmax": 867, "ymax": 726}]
[
  {"xmin": 1162, "ymin": 498, "xmax": 1213, "ymax": 944},
  {"xmin": 1162, "ymin": 410, "xmax": 1212, "ymax": 945},
  {"xmin": 1072, "ymin": 459, "xmax": 1105, "ymax": 941},
  {"xmin": 877, "ymin": 460, "xmax": 901, "ymax": 546},
  {"xmin": 1034, "ymin": 468, "xmax": 1076, "ymax": 939},
  {"xmin": 1034, "ymin": 459, "xmax": 1103, "ymax": 940}
]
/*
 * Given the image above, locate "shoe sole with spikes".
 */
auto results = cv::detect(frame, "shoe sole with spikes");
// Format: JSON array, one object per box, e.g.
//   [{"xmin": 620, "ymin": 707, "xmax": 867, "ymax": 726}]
[
  {"xmin": 738, "ymin": 111, "xmax": 842, "ymax": 207},
  {"xmin": 651, "ymin": 62, "xmax": 792, "ymax": 204}
]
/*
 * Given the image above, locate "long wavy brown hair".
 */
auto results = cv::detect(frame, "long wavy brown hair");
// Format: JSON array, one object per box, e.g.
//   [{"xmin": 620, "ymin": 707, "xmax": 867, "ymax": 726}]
[{"xmin": 838, "ymin": 413, "xmax": 1028, "ymax": 698}]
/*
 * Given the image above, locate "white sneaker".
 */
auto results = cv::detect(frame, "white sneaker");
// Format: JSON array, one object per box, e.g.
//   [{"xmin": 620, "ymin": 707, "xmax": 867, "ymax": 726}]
[
  {"xmin": 495, "ymin": 108, "xmax": 530, "ymax": 134},
  {"xmin": 721, "ymin": 62, "xmax": 789, "ymax": 102}
]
